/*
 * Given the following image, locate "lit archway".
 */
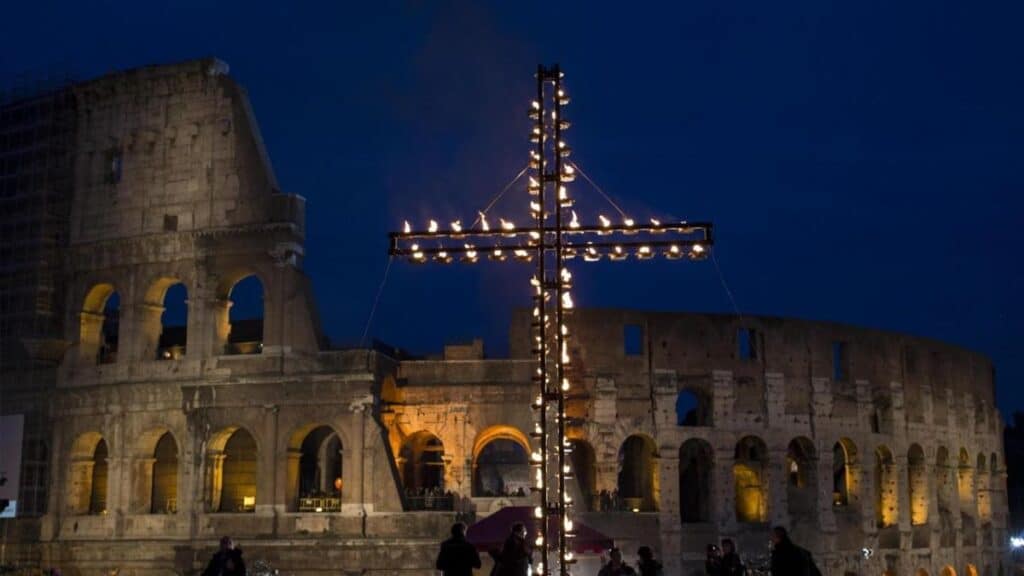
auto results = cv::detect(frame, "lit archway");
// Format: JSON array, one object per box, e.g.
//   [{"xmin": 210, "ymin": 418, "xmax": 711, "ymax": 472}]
[
  {"xmin": 288, "ymin": 424, "xmax": 343, "ymax": 512},
  {"xmin": 151, "ymin": 432, "xmax": 178, "ymax": 513},
  {"xmin": 80, "ymin": 284, "xmax": 120, "ymax": 364},
  {"xmin": 89, "ymin": 439, "xmax": 109, "ymax": 514},
  {"xmin": 908, "ymin": 444, "xmax": 928, "ymax": 526},
  {"xmin": 734, "ymin": 436, "xmax": 768, "ymax": 523},
  {"xmin": 400, "ymin": 431, "xmax": 446, "ymax": 493},
  {"xmin": 786, "ymin": 437, "xmax": 817, "ymax": 518},
  {"xmin": 68, "ymin": 432, "xmax": 106, "ymax": 515},
  {"xmin": 617, "ymin": 434, "xmax": 659, "ymax": 512},
  {"xmin": 875, "ymin": 445, "xmax": 898, "ymax": 527},
  {"xmin": 473, "ymin": 437, "xmax": 529, "ymax": 497},
  {"xmin": 833, "ymin": 438, "xmax": 858, "ymax": 508},
  {"xmin": 941, "ymin": 567, "xmax": 957, "ymax": 576},
  {"xmin": 208, "ymin": 427, "xmax": 258, "ymax": 513},
  {"xmin": 679, "ymin": 438, "xmax": 712, "ymax": 523}
]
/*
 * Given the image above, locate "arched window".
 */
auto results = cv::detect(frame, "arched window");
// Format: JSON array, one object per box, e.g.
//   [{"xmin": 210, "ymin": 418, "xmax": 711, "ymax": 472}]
[
  {"xmin": 676, "ymin": 390, "xmax": 710, "ymax": 426},
  {"xmin": 679, "ymin": 438, "xmax": 712, "ymax": 523},
  {"xmin": 88, "ymin": 439, "xmax": 109, "ymax": 514},
  {"xmin": 151, "ymin": 433, "xmax": 178, "ymax": 513},
  {"xmin": 786, "ymin": 437, "xmax": 817, "ymax": 518},
  {"xmin": 617, "ymin": 435, "xmax": 659, "ymax": 512},
  {"xmin": 80, "ymin": 284, "xmax": 118, "ymax": 365},
  {"xmin": 875, "ymin": 446, "xmax": 898, "ymax": 527},
  {"xmin": 473, "ymin": 438, "xmax": 529, "ymax": 497},
  {"xmin": 832, "ymin": 439, "xmax": 858, "ymax": 508},
  {"xmin": 734, "ymin": 436, "xmax": 768, "ymax": 523},
  {"xmin": 226, "ymin": 275, "xmax": 264, "ymax": 355},
  {"xmin": 400, "ymin": 431, "xmax": 446, "ymax": 493},
  {"xmin": 908, "ymin": 444, "xmax": 928, "ymax": 526},
  {"xmin": 291, "ymin": 425, "xmax": 343, "ymax": 512},
  {"xmin": 958, "ymin": 448, "xmax": 975, "ymax": 517},
  {"xmin": 157, "ymin": 282, "xmax": 188, "ymax": 359},
  {"xmin": 218, "ymin": 429, "xmax": 257, "ymax": 512},
  {"xmin": 570, "ymin": 440, "xmax": 597, "ymax": 511}
]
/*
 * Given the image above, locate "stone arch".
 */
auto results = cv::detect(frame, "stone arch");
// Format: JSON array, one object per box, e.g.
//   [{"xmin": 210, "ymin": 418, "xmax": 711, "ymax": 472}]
[
  {"xmin": 286, "ymin": 424, "xmax": 344, "ymax": 511},
  {"xmin": 472, "ymin": 432, "xmax": 529, "ymax": 498},
  {"xmin": 569, "ymin": 439, "xmax": 597, "ymax": 511},
  {"xmin": 675, "ymin": 389, "xmax": 711, "ymax": 426},
  {"xmin": 734, "ymin": 435, "xmax": 768, "ymax": 523},
  {"xmin": 80, "ymin": 283, "xmax": 120, "ymax": 364},
  {"xmin": 965, "ymin": 565, "xmax": 978, "ymax": 576},
  {"xmin": 207, "ymin": 427, "xmax": 258, "ymax": 513},
  {"xmin": 958, "ymin": 447, "xmax": 976, "ymax": 521},
  {"xmin": 908, "ymin": 444, "xmax": 928, "ymax": 526},
  {"xmin": 142, "ymin": 277, "xmax": 189, "ymax": 360},
  {"xmin": 833, "ymin": 438, "xmax": 858, "ymax": 508},
  {"xmin": 67, "ymin": 432, "xmax": 106, "ymax": 515},
  {"xmin": 679, "ymin": 438, "xmax": 713, "ymax": 523},
  {"xmin": 617, "ymin": 434, "xmax": 659, "ymax": 512},
  {"xmin": 399, "ymin": 431, "xmax": 446, "ymax": 493},
  {"xmin": 941, "ymin": 567, "xmax": 957, "ymax": 576},
  {"xmin": 917, "ymin": 570, "xmax": 930, "ymax": 576},
  {"xmin": 875, "ymin": 445, "xmax": 898, "ymax": 527},
  {"xmin": 220, "ymin": 272, "xmax": 265, "ymax": 355},
  {"xmin": 151, "ymin": 432, "xmax": 178, "ymax": 513},
  {"xmin": 786, "ymin": 437, "xmax": 817, "ymax": 518}
]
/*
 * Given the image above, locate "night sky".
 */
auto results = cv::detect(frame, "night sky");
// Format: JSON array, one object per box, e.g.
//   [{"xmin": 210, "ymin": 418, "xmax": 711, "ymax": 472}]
[{"xmin": 2, "ymin": 2, "xmax": 1021, "ymax": 416}]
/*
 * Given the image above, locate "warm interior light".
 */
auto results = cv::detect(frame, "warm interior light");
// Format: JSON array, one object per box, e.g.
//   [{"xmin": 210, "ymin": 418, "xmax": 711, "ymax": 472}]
[{"xmin": 403, "ymin": 221, "xmax": 411, "ymax": 234}]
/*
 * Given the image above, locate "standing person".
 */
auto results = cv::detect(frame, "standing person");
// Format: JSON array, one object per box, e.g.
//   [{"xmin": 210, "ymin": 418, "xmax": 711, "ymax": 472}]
[
  {"xmin": 718, "ymin": 539, "xmax": 744, "ymax": 576},
  {"xmin": 598, "ymin": 548, "xmax": 637, "ymax": 576},
  {"xmin": 492, "ymin": 523, "xmax": 531, "ymax": 576},
  {"xmin": 437, "ymin": 522, "xmax": 482, "ymax": 576},
  {"xmin": 769, "ymin": 526, "xmax": 820, "ymax": 576},
  {"xmin": 202, "ymin": 536, "xmax": 246, "ymax": 576},
  {"xmin": 636, "ymin": 546, "xmax": 662, "ymax": 576},
  {"xmin": 704, "ymin": 544, "xmax": 722, "ymax": 575}
]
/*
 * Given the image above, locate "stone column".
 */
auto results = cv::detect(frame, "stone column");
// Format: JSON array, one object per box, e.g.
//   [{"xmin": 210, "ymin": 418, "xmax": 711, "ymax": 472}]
[
  {"xmin": 715, "ymin": 446, "xmax": 737, "ymax": 533},
  {"xmin": 133, "ymin": 302, "xmax": 165, "ymax": 362},
  {"xmin": 285, "ymin": 448, "xmax": 302, "ymax": 512},
  {"xmin": 657, "ymin": 450, "xmax": 681, "ymax": 576},
  {"xmin": 895, "ymin": 453, "xmax": 911, "ymax": 533},
  {"xmin": 206, "ymin": 453, "xmax": 226, "ymax": 512},
  {"xmin": 711, "ymin": 371, "xmax": 733, "ymax": 426},
  {"xmin": 77, "ymin": 311, "xmax": 105, "ymax": 366},
  {"xmin": 765, "ymin": 373, "xmax": 785, "ymax": 427},
  {"xmin": 67, "ymin": 459, "xmax": 96, "ymax": 515},
  {"xmin": 816, "ymin": 442, "xmax": 837, "ymax": 532},
  {"xmin": 257, "ymin": 405, "xmax": 279, "ymax": 517},
  {"xmin": 768, "ymin": 446, "xmax": 789, "ymax": 527},
  {"xmin": 131, "ymin": 457, "xmax": 157, "ymax": 514}
]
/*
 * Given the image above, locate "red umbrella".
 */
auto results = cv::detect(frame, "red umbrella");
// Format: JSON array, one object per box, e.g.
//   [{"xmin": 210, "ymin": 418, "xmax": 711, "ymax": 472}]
[{"xmin": 466, "ymin": 506, "xmax": 614, "ymax": 554}]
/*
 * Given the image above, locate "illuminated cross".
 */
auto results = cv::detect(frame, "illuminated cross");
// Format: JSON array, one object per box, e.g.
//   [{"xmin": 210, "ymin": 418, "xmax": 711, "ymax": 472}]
[{"xmin": 389, "ymin": 65, "xmax": 713, "ymax": 576}]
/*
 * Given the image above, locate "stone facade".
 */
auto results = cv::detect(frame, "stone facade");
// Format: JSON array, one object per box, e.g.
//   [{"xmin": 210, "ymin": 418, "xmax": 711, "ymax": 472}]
[{"xmin": 0, "ymin": 60, "xmax": 1009, "ymax": 576}]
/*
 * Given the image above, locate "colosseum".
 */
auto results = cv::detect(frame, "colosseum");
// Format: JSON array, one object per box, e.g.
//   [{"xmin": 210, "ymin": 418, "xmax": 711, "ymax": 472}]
[{"xmin": 0, "ymin": 59, "xmax": 1009, "ymax": 576}]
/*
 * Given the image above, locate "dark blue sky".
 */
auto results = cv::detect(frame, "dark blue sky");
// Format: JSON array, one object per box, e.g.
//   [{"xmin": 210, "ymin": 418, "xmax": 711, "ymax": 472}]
[{"xmin": 2, "ymin": 2, "xmax": 1021, "ymax": 416}]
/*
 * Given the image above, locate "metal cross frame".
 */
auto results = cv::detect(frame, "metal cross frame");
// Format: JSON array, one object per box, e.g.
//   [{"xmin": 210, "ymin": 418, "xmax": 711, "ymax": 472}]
[{"xmin": 389, "ymin": 64, "xmax": 713, "ymax": 576}]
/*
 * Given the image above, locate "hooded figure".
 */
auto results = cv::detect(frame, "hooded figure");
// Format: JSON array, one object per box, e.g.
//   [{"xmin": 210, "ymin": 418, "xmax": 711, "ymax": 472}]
[{"xmin": 437, "ymin": 522, "xmax": 482, "ymax": 576}]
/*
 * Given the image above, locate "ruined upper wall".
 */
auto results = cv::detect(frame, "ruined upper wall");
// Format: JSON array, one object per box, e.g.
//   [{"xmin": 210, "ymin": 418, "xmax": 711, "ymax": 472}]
[
  {"xmin": 67, "ymin": 58, "xmax": 300, "ymax": 244},
  {"xmin": 509, "ymin": 308, "xmax": 996, "ymax": 406}
]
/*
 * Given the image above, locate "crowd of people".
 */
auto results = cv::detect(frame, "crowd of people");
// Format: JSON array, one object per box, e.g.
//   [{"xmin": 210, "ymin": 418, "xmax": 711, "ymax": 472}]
[{"xmin": 201, "ymin": 523, "xmax": 819, "ymax": 576}]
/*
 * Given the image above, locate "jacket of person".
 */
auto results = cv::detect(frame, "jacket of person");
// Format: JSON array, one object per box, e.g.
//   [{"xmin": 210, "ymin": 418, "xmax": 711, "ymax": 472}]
[
  {"xmin": 493, "ymin": 535, "xmax": 531, "ymax": 576},
  {"xmin": 436, "ymin": 534, "xmax": 482, "ymax": 576},
  {"xmin": 637, "ymin": 558, "xmax": 662, "ymax": 576},
  {"xmin": 720, "ymin": 552, "xmax": 744, "ymax": 576},
  {"xmin": 202, "ymin": 548, "xmax": 246, "ymax": 576},
  {"xmin": 770, "ymin": 537, "xmax": 808, "ymax": 576},
  {"xmin": 598, "ymin": 561, "xmax": 637, "ymax": 576}
]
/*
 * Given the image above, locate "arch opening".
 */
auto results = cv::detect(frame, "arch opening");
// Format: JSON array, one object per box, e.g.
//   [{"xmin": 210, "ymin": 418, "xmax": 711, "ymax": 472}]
[
  {"xmin": 151, "ymin": 432, "xmax": 178, "ymax": 513},
  {"xmin": 226, "ymin": 274, "xmax": 264, "ymax": 355},
  {"xmin": 88, "ymin": 439, "xmax": 108, "ymax": 514},
  {"xmin": 875, "ymin": 446, "xmax": 898, "ymax": 528},
  {"xmin": 570, "ymin": 439, "xmax": 596, "ymax": 511},
  {"xmin": 786, "ymin": 437, "xmax": 817, "ymax": 519},
  {"xmin": 734, "ymin": 436, "xmax": 768, "ymax": 523},
  {"xmin": 832, "ymin": 438, "xmax": 858, "ymax": 509},
  {"xmin": 157, "ymin": 282, "xmax": 188, "ymax": 359},
  {"xmin": 399, "ymin": 431, "xmax": 447, "ymax": 505},
  {"xmin": 675, "ymin": 389, "xmax": 710, "ymax": 426},
  {"xmin": 294, "ymin": 425, "xmax": 343, "ymax": 512},
  {"xmin": 215, "ymin": 428, "xmax": 257, "ymax": 513},
  {"xmin": 473, "ymin": 438, "xmax": 529, "ymax": 498},
  {"xmin": 908, "ymin": 444, "xmax": 928, "ymax": 526},
  {"xmin": 617, "ymin": 434, "xmax": 659, "ymax": 512}
]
